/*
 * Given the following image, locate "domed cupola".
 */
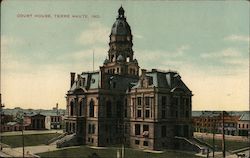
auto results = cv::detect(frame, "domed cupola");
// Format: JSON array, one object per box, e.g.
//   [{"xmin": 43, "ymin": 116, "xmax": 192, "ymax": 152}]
[
  {"xmin": 110, "ymin": 6, "xmax": 132, "ymax": 37},
  {"xmin": 102, "ymin": 6, "xmax": 139, "ymax": 77}
]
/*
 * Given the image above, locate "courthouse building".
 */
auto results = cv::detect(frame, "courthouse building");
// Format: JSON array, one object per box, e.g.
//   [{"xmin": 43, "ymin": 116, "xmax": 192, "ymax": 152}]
[{"xmin": 64, "ymin": 6, "xmax": 192, "ymax": 150}]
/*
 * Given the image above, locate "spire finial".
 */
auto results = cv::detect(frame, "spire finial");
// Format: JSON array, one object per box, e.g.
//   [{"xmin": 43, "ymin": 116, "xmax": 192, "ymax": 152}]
[{"xmin": 118, "ymin": 5, "xmax": 125, "ymax": 17}]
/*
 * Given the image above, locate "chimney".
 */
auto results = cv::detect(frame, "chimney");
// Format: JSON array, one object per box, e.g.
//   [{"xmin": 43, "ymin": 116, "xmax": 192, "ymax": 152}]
[
  {"xmin": 141, "ymin": 69, "xmax": 146, "ymax": 77},
  {"xmin": 70, "ymin": 72, "xmax": 75, "ymax": 87}
]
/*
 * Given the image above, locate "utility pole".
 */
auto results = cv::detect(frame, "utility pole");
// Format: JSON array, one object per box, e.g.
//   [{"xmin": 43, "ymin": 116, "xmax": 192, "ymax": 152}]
[
  {"xmin": 0, "ymin": 94, "xmax": 4, "ymax": 151},
  {"xmin": 22, "ymin": 121, "xmax": 24, "ymax": 158},
  {"xmin": 222, "ymin": 111, "xmax": 225, "ymax": 158},
  {"xmin": 16, "ymin": 111, "xmax": 25, "ymax": 158},
  {"xmin": 212, "ymin": 121, "xmax": 215, "ymax": 158},
  {"xmin": 93, "ymin": 49, "xmax": 95, "ymax": 72}
]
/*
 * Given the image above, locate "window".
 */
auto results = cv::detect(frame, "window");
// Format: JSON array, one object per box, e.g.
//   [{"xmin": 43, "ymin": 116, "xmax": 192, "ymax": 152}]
[
  {"xmin": 137, "ymin": 97, "xmax": 142, "ymax": 106},
  {"xmin": 162, "ymin": 110, "xmax": 165, "ymax": 119},
  {"xmin": 162, "ymin": 96, "xmax": 166, "ymax": 106},
  {"xmin": 243, "ymin": 124, "xmax": 245, "ymax": 128},
  {"xmin": 247, "ymin": 124, "xmax": 249, "ymax": 128},
  {"xmin": 116, "ymin": 101, "xmax": 122, "ymax": 117},
  {"xmin": 88, "ymin": 124, "xmax": 91, "ymax": 134},
  {"xmin": 79, "ymin": 101, "xmax": 83, "ymax": 116},
  {"xmin": 135, "ymin": 140, "xmax": 140, "ymax": 145},
  {"xmin": 92, "ymin": 124, "xmax": 95, "ymax": 134},
  {"xmin": 70, "ymin": 101, "xmax": 74, "ymax": 116},
  {"xmin": 161, "ymin": 126, "xmax": 166, "ymax": 137},
  {"xmin": 143, "ymin": 125, "xmax": 149, "ymax": 132},
  {"xmin": 106, "ymin": 100, "xmax": 112, "ymax": 117},
  {"xmin": 88, "ymin": 124, "xmax": 95, "ymax": 134},
  {"xmin": 186, "ymin": 111, "xmax": 189, "ymax": 118},
  {"xmin": 82, "ymin": 78, "xmax": 86, "ymax": 86},
  {"xmin": 145, "ymin": 97, "xmax": 150, "ymax": 107},
  {"xmin": 143, "ymin": 141, "xmax": 148, "ymax": 146},
  {"xmin": 137, "ymin": 110, "xmax": 142, "ymax": 118},
  {"xmin": 238, "ymin": 124, "xmax": 240, "ymax": 128},
  {"xmin": 89, "ymin": 100, "xmax": 94, "ymax": 117},
  {"xmin": 135, "ymin": 124, "xmax": 140, "ymax": 135},
  {"xmin": 145, "ymin": 110, "xmax": 150, "ymax": 118}
]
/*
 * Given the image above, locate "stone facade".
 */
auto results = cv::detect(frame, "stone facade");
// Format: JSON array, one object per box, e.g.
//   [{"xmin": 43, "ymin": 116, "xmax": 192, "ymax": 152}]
[{"xmin": 64, "ymin": 6, "xmax": 192, "ymax": 150}]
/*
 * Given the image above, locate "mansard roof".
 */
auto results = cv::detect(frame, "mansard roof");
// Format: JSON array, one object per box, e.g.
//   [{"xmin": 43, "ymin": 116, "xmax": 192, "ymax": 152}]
[
  {"xmin": 131, "ymin": 69, "xmax": 192, "ymax": 94},
  {"xmin": 69, "ymin": 71, "xmax": 100, "ymax": 93}
]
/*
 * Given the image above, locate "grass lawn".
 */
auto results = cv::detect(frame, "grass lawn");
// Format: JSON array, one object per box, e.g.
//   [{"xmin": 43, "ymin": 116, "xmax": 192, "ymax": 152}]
[
  {"xmin": 197, "ymin": 138, "xmax": 249, "ymax": 151},
  {"xmin": 2, "ymin": 133, "xmax": 61, "ymax": 147},
  {"xmin": 37, "ymin": 146, "xmax": 200, "ymax": 158}
]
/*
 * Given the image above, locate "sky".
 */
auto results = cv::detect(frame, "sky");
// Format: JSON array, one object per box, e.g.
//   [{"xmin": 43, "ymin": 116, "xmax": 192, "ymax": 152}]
[{"xmin": 1, "ymin": 0, "xmax": 249, "ymax": 111}]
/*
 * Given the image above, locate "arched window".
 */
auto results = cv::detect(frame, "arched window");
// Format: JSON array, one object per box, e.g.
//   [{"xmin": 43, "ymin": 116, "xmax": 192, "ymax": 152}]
[
  {"xmin": 79, "ymin": 98, "xmax": 85, "ymax": 116},
  {"xmin": 116, "ymin": 101, "xmax": 122, "ymax": 117},
  {"xmin": 106, "ymin": 100, "xmax": 112, "ymax": 118},
  {"xmin": 89, "ymin": 99, "xmax": 94, "ymax": 117},
  {"xmin": 126, "ymin": 56, "xmax": 130, "ymax": 62},
  {"xmin": 70, "ymin": 101, "xmax": 74, "ymax": 116}
]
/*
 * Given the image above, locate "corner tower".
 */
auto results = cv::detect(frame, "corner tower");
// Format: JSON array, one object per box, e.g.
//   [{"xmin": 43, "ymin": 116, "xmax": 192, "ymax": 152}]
[{"xmin": 102, "ymin": 6, "xmax": 139, "ymax": 77}]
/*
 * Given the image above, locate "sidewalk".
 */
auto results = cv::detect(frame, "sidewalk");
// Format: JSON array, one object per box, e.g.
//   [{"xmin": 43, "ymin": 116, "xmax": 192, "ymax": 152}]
[
  {"xmin": 194, "ymin": 132, "xmax": 249, "ymax": 142},
  {"xmin": 1, "ymin": 129, "xmax": 63, "ymax": 136}
]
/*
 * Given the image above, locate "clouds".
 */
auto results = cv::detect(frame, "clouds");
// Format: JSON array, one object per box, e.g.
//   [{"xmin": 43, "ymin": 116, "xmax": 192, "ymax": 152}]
[
  {"xmin": 1, "ymin": 35, "xmax": 24, "ymax": 53},
  {"xmin": 200, "ymin": 48, "xmax": 241, "ymax": 58},
  {"xmin": 76, "ymin": 22, "xmax": 110, "ymax": 46},
  {"xmin": 224, "ymin": 34, "xmax": 249, "ymax": 43}
]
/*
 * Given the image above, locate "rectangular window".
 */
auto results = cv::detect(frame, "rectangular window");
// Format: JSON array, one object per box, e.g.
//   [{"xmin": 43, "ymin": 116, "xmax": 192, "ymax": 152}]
[
  {"xmin": 186, "ymin": 111, "xmax": 189, "ymax": 118},
  {"xmin": 137, "ymin": 110, "xmax": 142, "ymax": 118},
  {"xmin": 135, "ymin": 140, "xmax": 140, "ymax": 145},
  {"xmin": 162, "ymin": 96, "xmax": 166, "ymax": 106},
  {"xmin": 137, "ymin": 97, "xmax": 142, "ymax": 106},
  {"xmin": 143, "ymin": 125, "xmax": 149, "ymax": 132},
  {"xmin": 145, "ymin": 110, "xmax": 150, "ymax": 118},
  {"xmin": 143, "ymin": 141, "xmax": 148, "ymax": 146},
  {"xmin": 162, "ymin": 110, "xmax": 165, "ymax": 119},
  {"xmin": 124, "ymin": 108, "xmax": 127, "ymax": 118},
  {"xmin": 243, "ymin": 124, "xmax": 245, "ymax": 128},
  {"xmin": 145, "ymin": 97, "xmax": 150, "ymax": 106},
  {"xmin": 135, "ymin": 124, "xmax": 140, "ymax": 135},
  {"xmin": 88, "ymin": 124, "xmax": 91, "ymax": 134},
  {"xmin": 92, "ymin": 124, "xmax": 95, "ymax": 134}
]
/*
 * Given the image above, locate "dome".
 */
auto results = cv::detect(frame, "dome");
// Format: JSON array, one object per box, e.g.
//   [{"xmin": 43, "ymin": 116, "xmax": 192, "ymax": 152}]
[
  {"xmin": 117, "ymin": 55, "xmax": 125, "ymax": 62},
  {"xmin": 111, "ymin": 6, "xmax": 132, "ymax": 36}
]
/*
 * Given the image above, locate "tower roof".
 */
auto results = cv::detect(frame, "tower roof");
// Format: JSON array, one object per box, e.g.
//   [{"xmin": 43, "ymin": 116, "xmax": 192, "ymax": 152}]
[{"xmin": 111, "ymin": 6, "xmax": 131, "ymax": 36}]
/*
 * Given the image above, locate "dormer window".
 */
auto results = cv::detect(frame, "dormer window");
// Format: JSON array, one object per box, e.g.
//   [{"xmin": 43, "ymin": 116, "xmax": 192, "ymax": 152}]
[{"xmin": 82, "ymin": 78, "xmax": 86, "ymax": 86}]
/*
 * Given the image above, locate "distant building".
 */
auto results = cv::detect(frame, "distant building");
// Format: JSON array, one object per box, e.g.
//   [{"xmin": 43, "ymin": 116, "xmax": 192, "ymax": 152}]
[
  {"xmin": 24, "ymin": 113, "xmax": 46, "ymax": 130},
  {"xmin": 45, "ymin": 114, "xmax": 63, "ymax": 130},
  {"xmin": 64, "ymin": 6, "xmax": 192, "ymax": 150},
  {"xmin": 1, "ymin": 122, "xmax": 22, "ymax": 132},
  {"xmin": 238, "ymin": 113, "xmax": 250, "ymax": 136},
  {"xmin": 192, "ymin": 111, "xmax": 243, "ymax": 136}
]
